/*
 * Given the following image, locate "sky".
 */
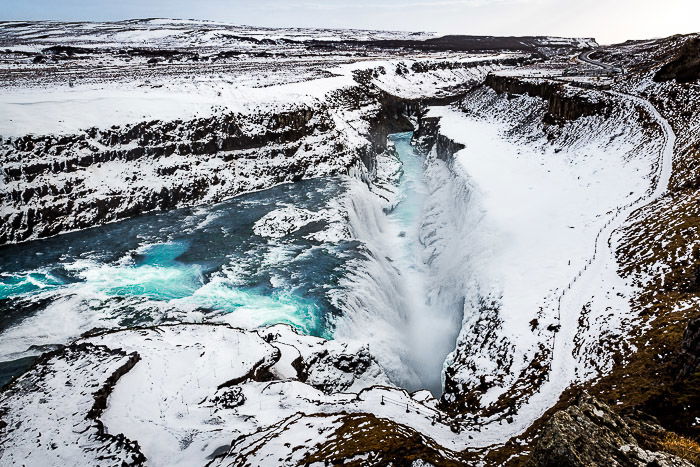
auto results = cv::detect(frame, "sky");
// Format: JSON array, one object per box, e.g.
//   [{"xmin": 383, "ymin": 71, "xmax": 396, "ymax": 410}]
[{"xmin": 2, "ymin": 0, "xmax": 699, "ymax": 44}]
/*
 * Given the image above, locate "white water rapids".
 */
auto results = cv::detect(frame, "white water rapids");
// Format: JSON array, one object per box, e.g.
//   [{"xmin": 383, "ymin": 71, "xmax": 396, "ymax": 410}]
[{"xmin": 333, "ymin": 132, "xmax": 466, "ymax": 395}]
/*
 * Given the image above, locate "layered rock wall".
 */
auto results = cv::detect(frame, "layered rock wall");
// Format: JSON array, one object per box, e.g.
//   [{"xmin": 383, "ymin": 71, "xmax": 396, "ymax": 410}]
[
  {"xmin": 484, "ymin": 74, "xmax": 608, "ymax": 122},
  {"xmin": 0, "ymin": 82, "xmax": 415, "ymax": 245}
]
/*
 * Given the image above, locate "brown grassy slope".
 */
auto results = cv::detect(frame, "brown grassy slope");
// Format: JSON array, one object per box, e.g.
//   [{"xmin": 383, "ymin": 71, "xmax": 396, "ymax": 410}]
[
  {"xmin": 587, "ymin": 34, "xmax": 700, "ymax": 440},
  {"xmin": 487, "ymin": 35, "xmax": 700, "ymax": 466}
]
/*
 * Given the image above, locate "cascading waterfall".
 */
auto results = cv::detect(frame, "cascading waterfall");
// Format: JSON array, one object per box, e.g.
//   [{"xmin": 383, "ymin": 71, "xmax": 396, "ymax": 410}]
[
  {"xmin": 332, "ymin": 132, "xmax": 473, "ymax": 395},
  {"xmin": 0, "ymin": 130, "xmax": 480, "ymax": 396}
]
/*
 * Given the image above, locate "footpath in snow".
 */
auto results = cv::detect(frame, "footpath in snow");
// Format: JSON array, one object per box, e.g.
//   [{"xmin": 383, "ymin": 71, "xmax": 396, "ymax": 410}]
[{"xmin": 425, "ymin": 86, "xmax": 675, "ymax": 443}]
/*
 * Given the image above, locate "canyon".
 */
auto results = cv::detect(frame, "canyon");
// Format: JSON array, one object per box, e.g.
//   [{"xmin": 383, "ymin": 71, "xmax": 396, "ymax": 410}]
[{"xmin": 0, "ymin": 19, "xmax": 699, "ymax": 466}]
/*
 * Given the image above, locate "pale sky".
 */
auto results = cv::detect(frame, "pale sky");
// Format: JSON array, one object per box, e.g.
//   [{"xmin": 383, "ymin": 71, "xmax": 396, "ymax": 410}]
[{"xmin": 2, "ymin": 0, "xmax": 699, "ymax": 44}]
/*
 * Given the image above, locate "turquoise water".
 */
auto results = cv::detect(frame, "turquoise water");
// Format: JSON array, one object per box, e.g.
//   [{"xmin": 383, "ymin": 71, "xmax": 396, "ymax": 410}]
[
  {"xmin": 0, "ymin": 176, "xmax": 359, "ymax": 376},
  {"xmin": 0, "ymin": 272, "xmax": 66, "ymax": 299},
  {"xmin": 90, "ymin": 241, "xmax": 204, "ymax": 300},
  {"xmin": 390, "ymin": 132, "xmax": 428, "ymax": 251},
  {"xmin": 0, "ymin": 133, "xmax": 444, "ymax": 390}
]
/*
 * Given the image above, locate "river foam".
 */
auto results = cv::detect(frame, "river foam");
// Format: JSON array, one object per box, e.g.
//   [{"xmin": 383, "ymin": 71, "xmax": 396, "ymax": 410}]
[{"xmin": 0, "ymin": 177, "xmax": 352, "ymax": 368}]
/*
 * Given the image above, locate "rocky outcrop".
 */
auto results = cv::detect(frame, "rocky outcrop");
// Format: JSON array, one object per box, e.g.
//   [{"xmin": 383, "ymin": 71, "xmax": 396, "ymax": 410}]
[
  {"xmin": 433, "ymin": 133, "xmax": 466, "ymax": 162},
  {"xmin": 412, "ymin": 112, "xmax": 465, "ymax": 161},
  {"xmin": 654, "ymin": 37, "xmax": 700, "ymax": 83},
  {"xmin": 636, "ymin": 314, "xmax": 700, "ymax": 439},
  {"xmin": 212, "ymin": 412, "xmax": 468, "ymax": 466},
  {"xmin": 530, "ymin": 393, "xmax": 696, "ymax": 467},
  {"xmin": 412, "ymin": 113, "xmax": 439, "ymax": 154},
  {"xmin": 0, "ymin": 343, "xmax": 146, "ymax": 465},
  {"xmin": 307, "ymin": 35, "xmax": 594, "ymax": 56},
  {"xmin": 484, "ymin": 74, "xmax": 607, "ymax": 123},
  {"xmin": 583, "ymin": 34, "xmax": 700, "ymax": 445}
]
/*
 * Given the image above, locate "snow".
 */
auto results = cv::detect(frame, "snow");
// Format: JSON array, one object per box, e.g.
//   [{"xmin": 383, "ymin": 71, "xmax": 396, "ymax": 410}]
[
  {"xmin": 421, "ymin": 84, "xmax": 674, "ymax": 442},
  {"xmin": 212, "ymin": 413, "xmax": 346, "ymax": 466},
  {"xmin": 253, "ymin": 205, "xmax": 320, "ymax": 238},
  {"xmin": 0, "ymin": 292, "xmax": 120, "ymax": 360},
  {"xmin": 84, "ymin": 325, "xmax": 277, "ymax": 467},
  {"xmin": 0, "ymin": 323, "xmax": 397, "ymax": 465},
  {"xmin": 0, "ymin": 53, "xmax": 513, "ymax": 138},
  {"xmin": 0, "ymin": 71, "xmax": 354, "ymax": 138},
  {"xmin": 364, "ymin": 56, "xmax": 513, "ymax": 99},
  {"xmin": 0, "ymin": 44, "xmax": 43, "ymax": 52},
  {"xmin": 109, "ymin": 28, "xmax": 183, "ymax": 43},
  {"xmin": 0, "ymin": 344, "xmax": 142, "ymax": 466},
  {"xmin": 428, "ymin": 102, "xmax": 644, "ymax": 347},
  {"xmin": 0, "ymin": 18, "xmax": 681, "ymax": 464},
  {"xmin": 0, "ymin": 19, "xmax": 438, "ymax": 57}
]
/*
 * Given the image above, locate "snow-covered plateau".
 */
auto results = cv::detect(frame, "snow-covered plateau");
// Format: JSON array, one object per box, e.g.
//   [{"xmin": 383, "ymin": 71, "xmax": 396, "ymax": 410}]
[{"xmin": 1, "ymin": 20, "xmax": 699, "ymax": 466}]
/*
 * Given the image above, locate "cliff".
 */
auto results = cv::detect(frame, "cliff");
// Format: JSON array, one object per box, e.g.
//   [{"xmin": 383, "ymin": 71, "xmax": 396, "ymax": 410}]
[
  {"xmin": 0, "ymin": 81, "xmax": 414, "ymax": 245},
  {"xmin": 484, "ymin": 74, "xmax": 608, "ymax": 123}
]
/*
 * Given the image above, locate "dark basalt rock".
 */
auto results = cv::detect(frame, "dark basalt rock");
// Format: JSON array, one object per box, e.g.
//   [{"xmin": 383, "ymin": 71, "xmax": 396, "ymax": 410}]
[
  {"xmin": 484, "ymin": 74, "xmax": 607, "ymax": 123},
  {"xmin": 212, "ymin": 387, "xmax": 245, "ymax": 410},
  {"xmin": 42, "ymin": 45, "xmax": 96, "ymax": 56},
  {"xmin": 654, "ymin": 37, "xmax": 700, "ymax": 84},
  {"xmin": 412, "ymin": 111, "xmax": 464, "ymax": 162},
  {"xmin": 296, "ymin": 347, "xmax": 378, "ymax": 394},
  {"xmin": 637, "ymin": 315, "xmax": 700, "ymax": 440},
  {"xmin": 530, "ymin": 393, "xmax": 694, "ymax": 467},
  {"xmin": 0, "ymin": 55, "xmax": 519, "ymax": 246},
  {"xmin": 306, "ymin": 35, "xmax": 592, "ymax": 57},
  {"xmin": 412, "ymin": 114, "xmax": 440, "ymax": 154},
  {"xmin": 677, "ymin": 316, "xmax": 700, "ymax": 380}
]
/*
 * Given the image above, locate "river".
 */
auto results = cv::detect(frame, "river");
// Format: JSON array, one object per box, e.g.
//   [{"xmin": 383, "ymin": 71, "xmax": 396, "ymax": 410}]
[{"xmin": 0, "ymin": 131, "xmax": 460, "ymax": 395}]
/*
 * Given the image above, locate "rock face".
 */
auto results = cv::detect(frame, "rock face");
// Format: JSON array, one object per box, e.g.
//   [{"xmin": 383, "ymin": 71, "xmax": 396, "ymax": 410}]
[
  {"xmin": 0, "ymin": 94, "xmax": 374, "ymax": 245},
  {"xmin": 640, "ymin": 315, "xmax": 700, "ymax": 438},
  {"xmin": 677, "ymin": 316, "xmax": 700, "ymax": 380},
  {"xmin": 654, "ymin": 37, "xmax": 700, "ymax": 83},
  {"xmin": 412, "ymin": 114, "xmax": 464, "ymax": 160},
  {"xmin": 484, "ymin": 74, "xmax": 607, "ymax": 123},
  {"xmin": 530, "ymin": 394, "xmax": 695, "ymax": 467}
]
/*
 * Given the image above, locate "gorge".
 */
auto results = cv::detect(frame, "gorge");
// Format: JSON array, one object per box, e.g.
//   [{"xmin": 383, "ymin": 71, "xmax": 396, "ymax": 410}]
[{"xmin": 0, "ymin": 19, "xmax": 699, "ymax": 466}]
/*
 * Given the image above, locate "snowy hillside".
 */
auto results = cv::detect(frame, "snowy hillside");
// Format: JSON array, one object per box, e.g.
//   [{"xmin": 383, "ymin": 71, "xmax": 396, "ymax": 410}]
[
  {"xmin": 1, "ymin": 20, "xmax": 699, "ymax": 467},
  {"xmin": 0, "ymin": 18, "xmax": 437, "ymax": 49}
]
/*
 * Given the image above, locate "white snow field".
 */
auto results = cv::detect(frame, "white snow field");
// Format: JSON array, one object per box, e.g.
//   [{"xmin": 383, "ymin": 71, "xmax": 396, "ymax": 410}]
[
  {"xmin": 0, "ymin": 56, "xmax": 510, "ymax": 138},
  {"xmin": 0, "ymin": 19, "xmax": 683, "ymax": 466},
  {"xmin": 421, "ymin": 85, "xmax": 674, "ymax": 440}
]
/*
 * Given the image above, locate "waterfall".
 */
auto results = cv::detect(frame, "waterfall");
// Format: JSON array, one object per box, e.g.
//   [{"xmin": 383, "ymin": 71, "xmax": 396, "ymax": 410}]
[{"xmin": 332, "ymin": 132, "xmax": 478, "ymax": 395}]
